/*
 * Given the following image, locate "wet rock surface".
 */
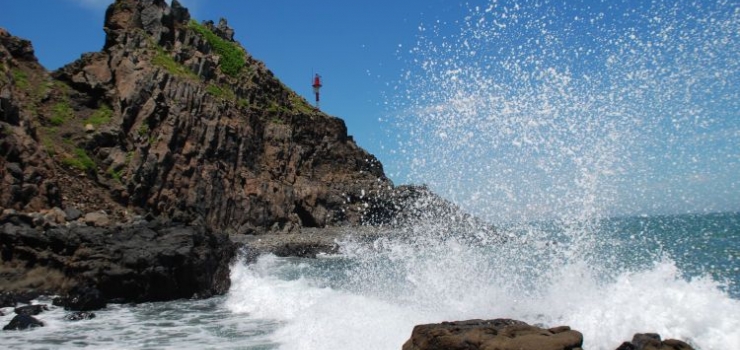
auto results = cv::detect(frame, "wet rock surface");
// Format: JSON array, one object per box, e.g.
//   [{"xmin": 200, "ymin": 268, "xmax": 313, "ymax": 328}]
[
  {"xmin": 0, "ymin": 291, "xmax": 41, "ymax": 308},
  {"xmin": 402, "ymin": 319, "xmax": 584, "ymax": 350},
  {"xmin": 64, "ymin": 311, "xmax": 96, "ymax": 321},
  {"xmin": 53, "ymin": 286, "xmax": 107, "ymax": 312},
  {"xmin": 1, "ymin": 213, "xmax": 235, "ymax": 308},
  {"xmin": 13, "ymin": 304, "xmax": 48, "ymax": 316},
  {"xmin": 615, "ymin": 333, "xmax": 695, "ymax": 350},
  {"xmin": 3, "ymin": 314, "xmax": 44, "ymax": 331},
  {"xmin": 402, "ymin": 319, "xmax": 697, "ymax": 350}
]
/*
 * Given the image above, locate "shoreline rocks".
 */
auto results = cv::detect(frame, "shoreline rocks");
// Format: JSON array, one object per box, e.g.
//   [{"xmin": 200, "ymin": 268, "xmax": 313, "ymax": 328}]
[
  {"xmin": 1, "ymin": 212, "xmax": 236, "ymax": 309},
  {"xmin": 402, "ymin": 319, "xmax": 696, "ymax": 350},
  {"xmin": 402, "ymin": 319, "xmax": 584, "ymax": 350},
  {"xmin": 1, "ymin": 300, "xmax": 96, "ymax": 330},
  {"xmin": 3, "ymin": 314, "xmax": 44, "ymax": 331},
  {"xmin": 616, "ymin": 333, "xmax": 694, "ymax": 350}
]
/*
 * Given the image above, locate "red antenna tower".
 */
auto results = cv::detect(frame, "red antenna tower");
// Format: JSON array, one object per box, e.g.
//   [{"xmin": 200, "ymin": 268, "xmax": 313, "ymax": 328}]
[{"xmin": 312, "ymin": 73, "xmax": 322, "ymax": 108}]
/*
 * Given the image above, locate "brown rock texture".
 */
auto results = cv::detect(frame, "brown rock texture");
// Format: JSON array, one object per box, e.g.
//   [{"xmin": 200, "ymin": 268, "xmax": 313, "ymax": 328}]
[
  {"xmin": 0, "ymin": 28, "xmax": 62, "ymax": 213},
  {"xmin": 1, "ymin": 0, "xmax": 393, "ymax": 234},
  {"xmin": 402, "ymin": 319, "xmax": 584, "ymax": 350},
  {"xmin": 615, "ymin": 333, "xmax": 695, "ymax": 350}
]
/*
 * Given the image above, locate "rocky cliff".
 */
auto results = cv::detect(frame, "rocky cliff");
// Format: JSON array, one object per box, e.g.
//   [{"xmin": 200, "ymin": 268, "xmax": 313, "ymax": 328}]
[{"xmin": 1, "ymin": 0, "xmax": 392, "ymax": 234}]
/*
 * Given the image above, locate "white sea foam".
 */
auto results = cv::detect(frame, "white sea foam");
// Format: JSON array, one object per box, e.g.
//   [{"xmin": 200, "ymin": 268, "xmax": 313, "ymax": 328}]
[{"xmin": 225, "ymin": 236, "xmax": 740, "ymax": 350}]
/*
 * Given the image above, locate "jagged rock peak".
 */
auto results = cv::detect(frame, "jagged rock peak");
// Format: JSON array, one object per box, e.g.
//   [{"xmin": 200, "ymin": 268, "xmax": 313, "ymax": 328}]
[
  {"xmin": 0, "ymin": 28, "xmax": 36, "ymax": 62},
  {"xmin": 103, "ymin": 0, "xmax": 191, "ymax": 49},
  {"xmin": 202, "ymin": 18, "xmax": 236, "ymax": 42}
]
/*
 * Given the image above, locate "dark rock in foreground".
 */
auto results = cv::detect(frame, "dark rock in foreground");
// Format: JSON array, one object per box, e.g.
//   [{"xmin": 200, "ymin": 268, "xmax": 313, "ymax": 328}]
[
  {"xmin": 616, "ymin": 333, "xmax": 694, "ymax": 350},
  {"xmin": 1, "ymin": 216, "xmax": 236, "ymax": 308},
  {"xmin": 53, "ymin": 286, "xmax": 107, "ymax": 311},
  {"xmin": 14, "ymin": 304, "xmax": 48, "ymax": 316},
  {"xmin": 3, "ymin": 314, "xmax": 44, "ymax": 331},
  {"xmin": 0, "ymin": 291, "xmax": 41, "ymax": 308},
  {"xmin": 65, "ymin": 311, "xmax": 96, "ymax": 321},
  {"xmin": 403, "ymin": 319, "xmax": 697, "ymax": 350},
  {"xmin": 402, "ymin": 319, "xmax": 584, "ymax": 350}
]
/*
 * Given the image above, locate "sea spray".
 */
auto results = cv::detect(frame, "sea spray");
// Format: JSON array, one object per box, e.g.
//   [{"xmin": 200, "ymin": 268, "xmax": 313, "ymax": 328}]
[
  {"xmin": 226, "ymin": 0, "xmax": 740, "ymax": 349},
  {"xmin": 226, "ymin": 219, "xmax": 740, "ymax": 349},
  {"xmin": 389, "ymin": 0, "xmax": 739, "ymax": 222}
]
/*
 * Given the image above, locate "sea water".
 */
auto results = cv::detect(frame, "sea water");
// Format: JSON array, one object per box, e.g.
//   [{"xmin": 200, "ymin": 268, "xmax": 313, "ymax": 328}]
[
  {"xmin": 223, "ymin": 213, "xmax": 740, "ymax": 350},
  {"xmin": 1, "ymin": 213, "xmax": 738, "ymax": 349}
]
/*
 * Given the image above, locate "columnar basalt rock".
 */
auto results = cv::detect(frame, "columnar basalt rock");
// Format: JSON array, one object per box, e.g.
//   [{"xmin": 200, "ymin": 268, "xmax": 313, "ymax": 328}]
[
  {"xmin": 1, "ymin": 0, "xmax": 410, "ymax": 305},
  {"xmin": 2, "ymin": 0, "xmax": 393, "ymax": 234},
  {"xmin": 0, "ymin": 29, "xmax": 62, "ymax": 213}
]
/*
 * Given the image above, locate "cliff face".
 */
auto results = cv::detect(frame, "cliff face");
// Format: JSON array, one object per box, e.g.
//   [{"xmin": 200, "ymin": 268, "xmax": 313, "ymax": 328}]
[{"xmin": 0, "ymin": 0, "xmax": 391, "ymax": 233}]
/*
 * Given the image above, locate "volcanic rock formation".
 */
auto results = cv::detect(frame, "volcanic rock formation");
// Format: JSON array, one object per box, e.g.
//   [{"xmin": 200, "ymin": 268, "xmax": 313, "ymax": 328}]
[
  {"xmin": 402, "ymin": 319, "xmax": 584, "ymax": 350},
  {"xmin": 402, "ymin": 319, "xmax": 696, "ymax": 350},
  {"xmin": 1, "ymin": 0, "xmax": 422, "ymax": 306},
  {"xmin": 1, "ymin": 0, "xmax": 392, "ymax": 234}
]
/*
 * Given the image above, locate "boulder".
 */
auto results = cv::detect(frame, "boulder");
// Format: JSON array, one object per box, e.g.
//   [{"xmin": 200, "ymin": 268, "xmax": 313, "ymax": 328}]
[
  {"xmin": 53, "ymin": 286, "xmax": 107, "ymax": 311},
  {"xmin": 3, "ymin": 314, "xmax": 44, "ymax": 331},
  {"xmin": 84, "ymin": 210, "xmax": 110, "ymax": 227},
  {"xmin": 0, "ymin": 291, "xmax": 41, "ymax": 307},
  {"xmin": 402, "ymin": 319, "xmax": 583, "ymax": 350},
  {"xmin": 43, "ymin": 207, "xmax": 67, "ymax": 224},
  {"xmin": 615, "ymin": 333, "xmax": 694, "ymax": 350},
  {"xmin": 14, "ymin": 304, "xmax": 49, "ymax": 316},
  {"xmin": 64, "ymin": 311, "xmax": 96, "ymax": 321},
  {"xmin": 64, "ymin": 206, "xmax": 83, "ymax": 221},
  {"xmin": 2, "ymin": 221, "xmax": 236, "ymax": 305}
]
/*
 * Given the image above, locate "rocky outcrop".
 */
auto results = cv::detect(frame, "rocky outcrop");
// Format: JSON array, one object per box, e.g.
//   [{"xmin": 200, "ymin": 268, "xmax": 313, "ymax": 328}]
[
  {"xmin": 14, "ymin": 304, "xmax": 49, "ymax": 316},
  {"xmin": 3, "ymin": 314, "xmax": 44, "ymax": 331},
  {"xmin": 363, "ymin": 185, "xmax": 502, "ymax": 245},
  {"xmin": 615, "ymin": 333, "xmax": 694, "ymax": 350},
  {"xmin": 1, "ymin": 214, "xmax": 235, "ymax": 307},
  {"xmin": 403, "ymin": 319, "xmax": 697, "ymax": 350},
  {"xmin": 2, "ymin": 0, "xmax": 506, "ymax": 310},
  {"xmin": 402, "ymin": 319, "xmax": 584, "ymax": 350},
  {"xmin": 2, "ymin": 0, "xmax": 482, "ymax": 308},
  {"xmin": 0, "ymin": 29, "xmax": 62, "ymax": 213},
  {"xmin": 64, "ymin": 311, "xmax": 96, "ymax": 321},
  {"xmin": 3, "ymin": 0, "xmax": 393, "ymax": 234}
]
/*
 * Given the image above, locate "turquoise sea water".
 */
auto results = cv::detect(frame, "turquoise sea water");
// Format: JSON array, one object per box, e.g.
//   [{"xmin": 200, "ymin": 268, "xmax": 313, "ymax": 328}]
[{"xmin": 2, "ymin": 212, "xmax": 739, "ymax": 349}]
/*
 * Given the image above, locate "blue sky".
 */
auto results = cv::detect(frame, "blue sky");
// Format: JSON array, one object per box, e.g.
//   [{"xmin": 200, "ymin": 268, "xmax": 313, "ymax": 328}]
[{"xmin": 2, "ymin": 0, "xmax": 738, "ymax": 221}]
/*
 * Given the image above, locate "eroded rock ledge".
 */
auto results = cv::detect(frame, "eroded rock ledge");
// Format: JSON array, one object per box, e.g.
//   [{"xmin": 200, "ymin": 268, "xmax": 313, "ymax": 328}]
[
  {"xmin": 1, "ymin": 212, "xmax": 234, "ymax": 309},
  {"xmin": 402, "ymin": 319, "xmax": 695, "ymax": 350}
]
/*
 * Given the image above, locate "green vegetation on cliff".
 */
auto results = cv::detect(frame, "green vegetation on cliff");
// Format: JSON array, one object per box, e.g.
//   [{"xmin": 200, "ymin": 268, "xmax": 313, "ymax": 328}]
[
  {"xmin": 290, "ymin": 93, "xmax": 315, "ymax": 115},
  {"xmin": 11, "ymin": 68, "xmax": 29, "ymax": 90},
  {"xmin": 87, "ymin": 104, "xmax": 113, "ymax": 126},
  {"xmin": 152, "ymin": 45, "xmax": 197, "ymax": 79},
  {"xmin": 206, "ymin": 83, "xmax": 236, "ymax": 101},
  {"xmin": 188, "ymin": 20, "xmax": 245, "ymax": 77},
  {"xmin": 63, "ymin": 148, "xmax": 96, "ymax": 171},
  {"xmin": 50, "ymin": 100, "xmax": 73, "ymax": 126}
]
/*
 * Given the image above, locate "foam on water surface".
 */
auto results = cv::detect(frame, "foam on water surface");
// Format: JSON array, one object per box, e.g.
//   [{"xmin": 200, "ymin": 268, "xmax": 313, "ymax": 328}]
[{"xmin": 225, "ymin": 236, "xmax": 740, "ymax": 350}]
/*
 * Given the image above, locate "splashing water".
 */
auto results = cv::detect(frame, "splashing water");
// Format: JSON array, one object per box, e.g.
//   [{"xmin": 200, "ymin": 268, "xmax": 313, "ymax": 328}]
[
  {"xmin": 390, "ymin": 0, "xmax": 739, "ymax": 224},
  {"xmin": 225, "ymin": 1, "xmax": 740, "ymax": 349},
  {"xmin": 225, "ymin": 213, "xmax": 740, "ymax": 349}
]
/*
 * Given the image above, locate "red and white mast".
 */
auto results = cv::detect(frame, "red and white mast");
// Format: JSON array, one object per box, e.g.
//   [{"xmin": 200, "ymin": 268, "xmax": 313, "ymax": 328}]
[{"xmin": 312, "ymin": 73, "xmax": 322, "ymax": 108}]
